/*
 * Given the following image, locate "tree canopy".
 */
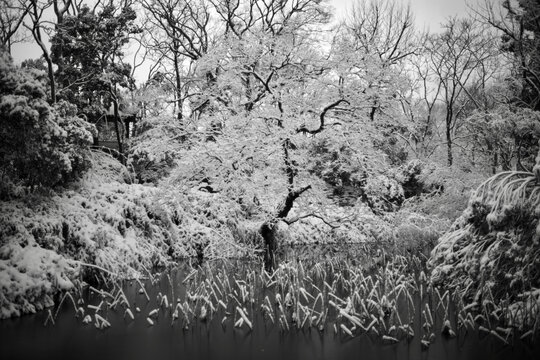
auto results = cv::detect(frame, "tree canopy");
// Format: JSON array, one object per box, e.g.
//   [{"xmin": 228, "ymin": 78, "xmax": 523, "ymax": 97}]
[
  {"xmin": 0, "ymin": 50, "xmax": 95, "ymax": 194},
  {"xmin": 51, "ymin": 3, "xmax": 138, "ymax": 120}
]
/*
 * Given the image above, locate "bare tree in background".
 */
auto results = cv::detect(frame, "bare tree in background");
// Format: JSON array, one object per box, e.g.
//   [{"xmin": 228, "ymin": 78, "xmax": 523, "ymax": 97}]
[
  {"xmin": 403, "ymin": 47, "xmax": 443, "ymax": 158},
  {"xmin": 343, "ymin": 0, "xmax": 419, "ymax": 121},
  {"xmin": 0, "ymin": 0, "xmax": 31, "ymax": 53},
  {"xmin": 25, "ymin": 0, "xmax": 56, "ymax": 102},
  {"xmin": 426, "ymin": 17, "xmax": 496, "ymax": 166},
  {"xmin": 23, "ymin": 0, "xmax": 75, "ymax": 103},
  {"xmin": 141, "ymin": 0, "xmax": 211, "ymax": 122}
]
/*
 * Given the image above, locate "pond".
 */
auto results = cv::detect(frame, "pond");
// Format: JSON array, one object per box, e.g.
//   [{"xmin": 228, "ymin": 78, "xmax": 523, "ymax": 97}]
[{"xmin": 1, "ymin": 247, "xmax": 539, "ymax": 360}]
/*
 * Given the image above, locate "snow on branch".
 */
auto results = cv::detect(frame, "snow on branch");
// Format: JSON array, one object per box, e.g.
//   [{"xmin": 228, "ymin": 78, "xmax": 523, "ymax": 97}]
[
  {"xmin": 296, "ymin": 99, "xmax": 349, "ymax": 135},
  {"xmin": 276, "ymin": 185, "xmax": 312, "ymax": 219},
  {"xmin": 284, "ymin": 213, "xmax": 340, "ymax": 229}
]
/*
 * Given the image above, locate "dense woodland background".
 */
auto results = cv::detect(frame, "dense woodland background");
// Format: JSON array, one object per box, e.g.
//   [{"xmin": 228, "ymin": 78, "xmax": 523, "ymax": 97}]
[{"xmin": 0, "ymin": 0, "xmax": 539, "ymax": 330}]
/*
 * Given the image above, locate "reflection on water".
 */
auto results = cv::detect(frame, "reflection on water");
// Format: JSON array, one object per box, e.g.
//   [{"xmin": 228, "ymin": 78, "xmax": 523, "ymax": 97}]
[{"xmin": 1, "ymin": 249, "xmax": 539, "ymax": 360}]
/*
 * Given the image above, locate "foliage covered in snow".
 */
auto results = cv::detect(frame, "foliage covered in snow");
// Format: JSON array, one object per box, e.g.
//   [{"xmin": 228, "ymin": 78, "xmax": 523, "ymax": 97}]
[
  {"xmin": 0, "ymin": 244, "xmax": 77, "ymax": 319},
  {"xmin": 0, "ymin": 153, "xmax": 153, "ymax": 317},
  {"xmin": 429, "ymin": 153, "xmax": 540, "ymax": 329},
  {"xmin": 399, "ymin": 161, "xmax": 485, "ymax": 221},
  {"xmin": 0, "ymin": 51, "xmax": 95, "ymax": 194},
  {"xmin": 127, "ymin": 115, "xmax": 186, "ymax": 183},
  {"xmin": 363, "ymin": 175, "xmax": 404, "ymax": 213},
  {"xmin": 0, "ymin": 151, "xmax": 258, "ymax": 319}
]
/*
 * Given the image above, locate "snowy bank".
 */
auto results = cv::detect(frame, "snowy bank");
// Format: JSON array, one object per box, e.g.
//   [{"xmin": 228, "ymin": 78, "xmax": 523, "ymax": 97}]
[{"xmin": 0, "ymin": 152, "xmax": 187, "ymax": 318}]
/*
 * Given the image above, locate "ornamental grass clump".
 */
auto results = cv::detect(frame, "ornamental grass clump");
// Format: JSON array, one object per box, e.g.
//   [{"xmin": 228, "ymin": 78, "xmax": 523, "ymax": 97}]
[{"xmin": 429, "ymin": 143, "xmax": 540, "ymax": 332}]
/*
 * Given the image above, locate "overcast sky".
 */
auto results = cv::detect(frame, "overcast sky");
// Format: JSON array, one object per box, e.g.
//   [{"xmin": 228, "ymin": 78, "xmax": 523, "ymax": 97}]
[
  {"xmin": 11, "ymin": 0, "xmax": 480, "ymax": 81},
  {"xmin": 333, "ymin": 0, "xmax": 478, "ymax": 31}
]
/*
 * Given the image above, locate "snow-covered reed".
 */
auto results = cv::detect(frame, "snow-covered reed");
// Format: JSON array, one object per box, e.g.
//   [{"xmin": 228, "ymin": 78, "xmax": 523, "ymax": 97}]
[{"xmin": 42, "ymin": 246, "xmax": 539, "ymax": 346}]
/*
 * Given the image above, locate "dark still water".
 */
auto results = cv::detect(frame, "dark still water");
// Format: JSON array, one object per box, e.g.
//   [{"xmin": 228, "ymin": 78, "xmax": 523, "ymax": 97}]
[
  {"xmin": 2, "ymin": 313, "xmax": 539, "ymax": 360},
  {"xmin": 1, "ymin": 257, "xmax": 539, "ymax": 360}
]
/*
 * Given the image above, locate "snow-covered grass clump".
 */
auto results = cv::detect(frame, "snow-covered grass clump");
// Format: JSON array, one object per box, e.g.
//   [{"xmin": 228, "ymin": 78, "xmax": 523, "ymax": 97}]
[{"xmin": 429, "ymin": 166, "xmax": 540, "ymax": 330}]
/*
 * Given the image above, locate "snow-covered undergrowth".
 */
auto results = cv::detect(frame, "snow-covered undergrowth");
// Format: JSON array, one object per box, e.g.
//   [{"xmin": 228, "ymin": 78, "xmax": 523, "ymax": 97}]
[
  {"xmin": 399, "ymin": 161, "xmax": 485, "ymax": 221},
  {"xmin": 0, "ymin": 152, "xmax": 257, "ymax": 319},
  {"xmin": 0, "ymin": 153, "xmax": 156, "ymax": 318},
  {"xmin": 429, "ymin": 168, "xmax": 540, "ymax": 330},
  {"xmin": 0, "ymin": 244, "xmax": 77, "ymax": 318}
]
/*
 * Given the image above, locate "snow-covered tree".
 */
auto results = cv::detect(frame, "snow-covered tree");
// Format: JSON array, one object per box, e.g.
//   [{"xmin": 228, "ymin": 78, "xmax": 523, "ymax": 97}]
[
  {"xmin": 0, "ymin": 50, "xmax": 95, "ymax": 195},
  {"xmin": 50, "ymin": 2, "xmax": 139, "ymax": 155}
]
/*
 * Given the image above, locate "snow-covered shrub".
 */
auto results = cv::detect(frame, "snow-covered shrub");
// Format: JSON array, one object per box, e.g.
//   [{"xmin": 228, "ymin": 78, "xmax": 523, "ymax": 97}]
[
  {"xmin": 363, "ymin": 175, "xmax": 404, "ymax": 213},
  {"xmin": 373, "ymin": 131, "xmax": 408, "ymax": 165},
  {"xmin": 464, "ymin": 105, "xmax": 540, "ymax": 172},
  {"xmin": 153, "ymin": 185, "xmax": 261, "ymax": 259},
  {"xmin": 128, "ymin": 115, "xmax": 185, "ymax": 183},
  {"xmin": 307, "ymin": 137, "xmax": 365, "ymax": 189},
  {"xmin": 395, "ymin": 159, "xmax": 425, "ymax": 198},
  {"xmin": 387, "ymin": 210, "xmax": 450, "ymax": 255},
  {"xmin": 0, "ymin": 244, "xmax": 78, "ymax": 318},
  {"xmin": 429, "ymin": 161, "xmax": 540, "ymax": 329},
  {"xmin": 84, "ymin": 149, "xmax": 132, "ymax": 184},
  {"xmin": 54, "ymin": 100, "xmax": 96, "ymax": 179},
  {"xmin": 403, "ymin": 163, "xmax": 485, "ymax": 221},
  {"xmin": 0, "ymin": 51, "xmax": 95, "ymax": 194}
]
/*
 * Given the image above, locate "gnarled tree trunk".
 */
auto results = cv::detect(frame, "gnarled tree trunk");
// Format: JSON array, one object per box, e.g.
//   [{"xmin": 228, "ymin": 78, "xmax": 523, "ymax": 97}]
[{"xmin": 260, "ymin": 184, "xmax": 311, "ymax": 270}]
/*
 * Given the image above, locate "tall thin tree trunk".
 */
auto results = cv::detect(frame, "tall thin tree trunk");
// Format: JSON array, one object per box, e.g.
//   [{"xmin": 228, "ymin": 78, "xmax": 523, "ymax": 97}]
[
  {"xmin": 369, "ymin": 105, "xmax": 377, "ymax": 121},
  {"xmin": 112, "ymin": 97, "xmax": 124, "ymax": 163},
  {"xmin": 486, "ymin": 140, "xmax": 496, "ymax": 174},
  {"xmin": 45, "ymin": 56, "xmax": 56, "ymax": 103},
  {"xmin": 174, "ymin": 53, "xmax": 183, "ymax": 122},
  {"xmin": 244, "ymin": 73, "xmax": 253, "ymax": 111},
  {"xmin": 446, "ymin": 108, "xmax": 453, "ymax": 166},
  {"xmin": 32, "ymin": 29, "xmax": 56, "ymax": 103},
  {"xmin": 446, "ymin": 126, "xmax": 453, "ymax": 166},
  {"xmin": 29, "ymin": 0, "xmax": 58, "ymax": 103}
]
